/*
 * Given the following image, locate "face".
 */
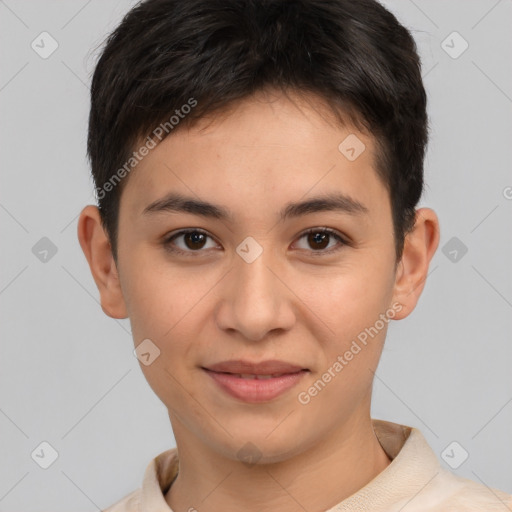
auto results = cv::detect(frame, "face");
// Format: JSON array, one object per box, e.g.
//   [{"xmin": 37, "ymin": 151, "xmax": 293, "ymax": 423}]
[{"xmin": 113, "ymin": 90, "xmax": 404, "ymax": 462}]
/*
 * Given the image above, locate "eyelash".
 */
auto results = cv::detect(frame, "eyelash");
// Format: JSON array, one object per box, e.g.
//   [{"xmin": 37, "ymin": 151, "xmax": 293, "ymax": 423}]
[{"xmin": 162, "ymin": 227, "xmax": 349, "ymax": 257}]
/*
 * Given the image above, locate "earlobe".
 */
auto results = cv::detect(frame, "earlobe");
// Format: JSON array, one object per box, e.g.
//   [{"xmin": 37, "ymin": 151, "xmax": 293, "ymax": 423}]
[
  {"xmin": 77, "ymin": 205, "xmax": 128, "ymax": 319},
  {"xmin": 391, "ymin": 208, "xmax": 440, "ymax": 320}
]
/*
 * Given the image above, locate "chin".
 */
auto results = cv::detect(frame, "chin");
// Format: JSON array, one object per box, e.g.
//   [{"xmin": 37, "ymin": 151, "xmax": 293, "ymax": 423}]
[{"xmin": 210, "ymin": 431, "xmax": 309, "ymax": 466}]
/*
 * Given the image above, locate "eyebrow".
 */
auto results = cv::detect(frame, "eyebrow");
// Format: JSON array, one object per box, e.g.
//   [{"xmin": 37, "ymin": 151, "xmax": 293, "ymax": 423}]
[{"xmin": 142, "ymin": 191, "xmax": 368, "ymax": 221}]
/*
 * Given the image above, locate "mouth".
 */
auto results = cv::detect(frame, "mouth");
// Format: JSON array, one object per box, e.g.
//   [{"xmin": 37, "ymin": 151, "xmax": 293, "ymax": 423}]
[
  {"xmin": 209, "ymin": 372, "xmax": 299, "ymax": 380},
  {"xmin": 202, "ymin": 360, "xmax": 310, "ymax": 403},
  {"xmin": 204, "ymin": 359, "xmax": 308, "ymax": 374}
]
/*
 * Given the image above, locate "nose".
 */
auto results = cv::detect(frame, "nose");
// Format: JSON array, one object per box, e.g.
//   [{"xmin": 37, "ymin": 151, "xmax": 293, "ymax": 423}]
[{"xmin": 214, "ymin": 245, "xmax": 296, "ymax": 342}]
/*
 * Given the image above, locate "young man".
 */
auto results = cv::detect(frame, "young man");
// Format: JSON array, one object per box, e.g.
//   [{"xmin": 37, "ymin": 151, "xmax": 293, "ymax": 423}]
[{"xmin": 77, "ymin": 0, "xmax": 512, "ymax": 510}]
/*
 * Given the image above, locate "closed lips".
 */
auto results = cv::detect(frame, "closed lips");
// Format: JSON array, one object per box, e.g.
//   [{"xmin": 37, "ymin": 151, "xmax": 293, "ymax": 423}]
[
  {"xmin": 203, "ymin": 359, "xmax": 309, "ymax": 375},
  {"xmin": 218, "ymin": 372, "xmax": 303, "ymax": 379}
]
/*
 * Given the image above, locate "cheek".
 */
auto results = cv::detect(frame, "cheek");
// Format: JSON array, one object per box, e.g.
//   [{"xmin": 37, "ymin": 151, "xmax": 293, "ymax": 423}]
[
  {"xmin": 121, "ymin": 252, "xmax": 205, "ymax": 341},
  {"xmin": 124, "ymin": 261, "xmax": 203, "ymax": 407},
  {"xmin": 294, "ymin": 271, "xmax": 392, "ymax": 414},
  {"xmin": 296, "ymin": 259, "xmax": 395, "ymax": 397},
  {"xmin": 121, "ymin": 254, "xmax": 217, "ymax": 400},
  {"xmin": 301, "ymin": 262, "xmax": 393, "ymax": 339}
]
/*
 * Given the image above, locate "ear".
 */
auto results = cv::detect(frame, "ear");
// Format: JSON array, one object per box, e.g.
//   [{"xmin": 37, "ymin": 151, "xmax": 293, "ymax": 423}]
[
  {"xmin": 391, "ymin": 208, "xmax": 440, "ymax": 320},
  {"xmin": 77, "ymin": 205, "xmax": 128, "ymax": 319}
]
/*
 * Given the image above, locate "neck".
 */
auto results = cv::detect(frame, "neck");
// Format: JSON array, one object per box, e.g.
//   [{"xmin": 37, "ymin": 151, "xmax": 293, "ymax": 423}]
[{"xmin": 165, "ymin": 415, "xmax": 391, "ymax": 512}]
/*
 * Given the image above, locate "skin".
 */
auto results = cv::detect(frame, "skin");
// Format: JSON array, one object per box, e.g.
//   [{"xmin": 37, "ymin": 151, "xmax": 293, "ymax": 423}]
[{"xmin": 78, "ymin": 89, "xmax": 439, "ymax": 512}]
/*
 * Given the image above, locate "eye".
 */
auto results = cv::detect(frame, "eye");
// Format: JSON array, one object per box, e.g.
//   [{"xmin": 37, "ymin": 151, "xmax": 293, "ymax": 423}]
[
  {"xmin": 293, "ymin": 227, "xmax": 347, "ymax": 254},
  {"xmin": 163, "ymin": 229, "xmax": 219, "ymax": 255}
]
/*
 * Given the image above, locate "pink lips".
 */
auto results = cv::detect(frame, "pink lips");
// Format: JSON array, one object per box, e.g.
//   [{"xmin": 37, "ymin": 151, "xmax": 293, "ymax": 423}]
[{"xmin": 202, "ymin": 359, "xmax": 309, "ymax": 403}]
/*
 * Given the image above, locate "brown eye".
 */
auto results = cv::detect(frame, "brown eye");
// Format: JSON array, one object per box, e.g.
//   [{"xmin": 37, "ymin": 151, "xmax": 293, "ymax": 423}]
[
  {"xmin": 183, "ymin": 231, "xmax": 207, "ymax": 250},
  {"xmin": 294, "ymin": 228, "xmax": 346, "ymax": 254},
  {"xmin": 164, "ymin": 229, "xmax": 218, "ymax": 255},
  {"xmin": 307, "ymin": 231, "xmax": 330, "ymax": 250}
]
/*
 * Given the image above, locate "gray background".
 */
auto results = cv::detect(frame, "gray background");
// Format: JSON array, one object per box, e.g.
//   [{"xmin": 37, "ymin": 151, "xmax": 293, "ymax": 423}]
[{"xmin": 0, "ymin": 0, "xmax": 511, "ymax": 510}]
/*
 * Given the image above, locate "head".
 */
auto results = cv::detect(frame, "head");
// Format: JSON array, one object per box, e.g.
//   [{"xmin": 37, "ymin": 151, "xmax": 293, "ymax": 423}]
[{"xmin": 78, "ymin": 0, "xmax": 439, "ymax": 463}]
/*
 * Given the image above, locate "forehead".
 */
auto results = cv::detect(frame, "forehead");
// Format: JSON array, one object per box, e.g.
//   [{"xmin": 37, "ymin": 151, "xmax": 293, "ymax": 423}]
[{"xmin": 120, "ymin": 90, "xmax": 387, "ymax": 222}]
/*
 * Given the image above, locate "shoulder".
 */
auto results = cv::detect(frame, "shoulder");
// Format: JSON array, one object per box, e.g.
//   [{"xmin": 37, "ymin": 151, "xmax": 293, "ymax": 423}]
[
  {"xmin": 407, "ymin": 467, "xmax": 512, "ymax": 511},
  {"xmin": 100, "ymin": 447, "xmax": 178, "ymax": 512},
  {"xmin": 442, "ymin": 472, "xmax": 512, "ymax": 511},
  {"xmin": 101, "ymin": 488, "xmax": 142, "ymax": 512}
]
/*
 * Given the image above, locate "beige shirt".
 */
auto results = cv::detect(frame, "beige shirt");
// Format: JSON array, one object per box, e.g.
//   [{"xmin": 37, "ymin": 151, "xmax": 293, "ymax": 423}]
[{"xmin": 103, "ymin": 419, "xmax": 512, "ymax": 511}]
